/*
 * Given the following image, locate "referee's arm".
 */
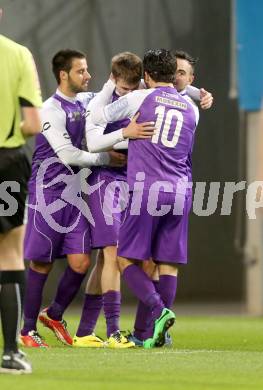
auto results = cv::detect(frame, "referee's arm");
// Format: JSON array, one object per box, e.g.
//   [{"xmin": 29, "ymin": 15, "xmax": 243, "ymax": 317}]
[
  {"xmin": 19, "ymin": 47, "xmax": 42, "ymax": 136},
  {"xmin": 20, "ymin": 98, "xmax": 41, "ymax": 136}
]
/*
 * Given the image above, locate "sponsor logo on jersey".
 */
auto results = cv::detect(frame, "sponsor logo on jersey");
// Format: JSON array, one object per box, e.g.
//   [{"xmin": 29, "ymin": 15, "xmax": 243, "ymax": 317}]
[
  {"xmin": 42, "ymin": 122, "xmax": 51, "ymax": 132},
  {"xmin": 62, "ymin": 132, "xmax": 70, "ymax": 140}
]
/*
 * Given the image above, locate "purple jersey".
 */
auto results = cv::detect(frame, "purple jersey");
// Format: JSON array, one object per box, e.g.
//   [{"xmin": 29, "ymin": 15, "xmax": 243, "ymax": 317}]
[
  {"xmin": 94, "ymin": 86, "xmax": 199, "ymax": 192},
  {"xmin": 28, "ymin": 92, "xmax": 87, "ymax": 193},
  {"xmin": 128, "ymin": 87, "xmax": 198, "ymax": 191}
]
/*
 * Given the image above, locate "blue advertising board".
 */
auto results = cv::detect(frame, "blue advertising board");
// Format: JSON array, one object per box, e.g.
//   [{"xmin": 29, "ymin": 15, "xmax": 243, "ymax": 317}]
[{"xmin": 236, "ymin": 0, "xmax": 263, "ymax": 111}]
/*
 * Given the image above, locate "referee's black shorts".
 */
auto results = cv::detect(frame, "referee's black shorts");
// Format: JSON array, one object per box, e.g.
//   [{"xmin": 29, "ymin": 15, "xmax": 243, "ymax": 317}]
[{"xmin": 0, "ymin": 147, "xmax": 31, "ymax": 234}]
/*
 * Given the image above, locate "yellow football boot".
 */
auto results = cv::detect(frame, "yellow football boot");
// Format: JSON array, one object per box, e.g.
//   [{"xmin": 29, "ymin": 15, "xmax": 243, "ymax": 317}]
[
  {"xmin": 106, "ymin": 331, "xmax": 135, "ymax": 349},
  {"xmin": 73, "ymin": 333, "xmax": 105, "ymax": 348}
]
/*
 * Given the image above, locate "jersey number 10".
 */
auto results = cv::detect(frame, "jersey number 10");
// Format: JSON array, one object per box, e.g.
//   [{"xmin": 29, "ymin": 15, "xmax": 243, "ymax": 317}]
[{"xmin": 151, "ymin": 105, "xmax": 183, "ymax": 148}]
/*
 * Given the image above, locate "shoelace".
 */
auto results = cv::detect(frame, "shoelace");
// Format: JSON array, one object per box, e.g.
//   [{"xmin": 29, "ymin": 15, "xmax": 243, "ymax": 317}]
[
  {"xmin": 60, "ymin": 319, "xmax": 68, "ymax": 328},
  {"xmin": 31, "ymin": 331, "xmax": 45, "ymax": 345},
  {"xmin": 113, "ymin": 331, "xmax": 122, "ymax": 343}
]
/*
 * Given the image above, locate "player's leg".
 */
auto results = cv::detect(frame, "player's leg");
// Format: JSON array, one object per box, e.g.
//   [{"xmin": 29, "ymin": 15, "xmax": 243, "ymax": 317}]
[
  {"xmin": 20, "ymin": 189, "xmax": 63, "ymax": 348},
  {"xmin": 143, "ymin": 191, "xmax": 191, "ymax": 348},
  {"xmin": 155, "ymin": 263, "xmax": 178, "ymax": 309},
  {"xmin": 101, "ymin": 245, "xmax": 134, "ymax": 348},
  {"xmin": 38, "ymin": 206, "xmax": 92, "ymax": 345},
  {"xmin": 39, "ymin": 253, "xmax": 90, "ymax": 346},
  {"xmin": 131, "ymin": 260, "xmax": 157, "ymax": 345},
  {"xmin": 86, "ymin": 176, "xmax": 133, "ymax": 348},
  {"xmin": 47, "ymin": 252, "xmax": 90, "ymax": 321},
  {"xmin": 74, "ymin": 250, "xmax": 104, "ymax": 347},
  {"xmin": 20, "ymin": 260, "xmax": 52, "ymax": 348},
  {"xmin": 119, "ymin": 255, "xmax": 175, "ymax": 348},
  {"xmin": 101, "ymin": 245, "xmax": 120, "ymax": 336},
  {"xmin": 118, "ymin": 191, "xmax": 176, "ymax": 348}
]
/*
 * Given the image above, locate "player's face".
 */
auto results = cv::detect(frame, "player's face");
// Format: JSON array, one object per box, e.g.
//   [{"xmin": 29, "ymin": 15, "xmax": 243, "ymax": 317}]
[
  {"xmin": 115, "ymin": 78, "xmax": 139, "ymax": 96},
  {"xmin": 67, "ymin": 58, "xmax": 91, "ymax": 93},
  {"xmin": 174, "ymin": 58, "xmax": 194, "ymax": 92}
]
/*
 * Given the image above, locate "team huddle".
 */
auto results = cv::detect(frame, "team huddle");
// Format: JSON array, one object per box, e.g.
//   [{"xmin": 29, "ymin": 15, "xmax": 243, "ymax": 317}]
[{"xmin": 0, "ymin": 42, "xmax": 213, "ymax": 375}]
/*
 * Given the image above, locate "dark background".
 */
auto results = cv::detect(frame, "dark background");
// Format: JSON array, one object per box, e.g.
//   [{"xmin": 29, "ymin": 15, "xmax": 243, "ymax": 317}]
[{"xmin": 0, "ymin": 0, "xmax": 244, "ymax": 302}]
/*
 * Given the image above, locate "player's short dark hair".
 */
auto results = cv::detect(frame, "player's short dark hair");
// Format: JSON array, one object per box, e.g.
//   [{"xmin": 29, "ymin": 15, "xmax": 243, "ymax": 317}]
[
  {"xmin": 175, "ymin": 50, "xmax": 198, "ymax": 74},
  {"xmin": 111, "ymin": 52, "xmax": 142, "ymax": 85},
  {"xmin": 52, "ymin": 49, "xmax": 86, "ymax": 84},
  {"xmin": 143, "ymin": 49, "xmax": 177, "ymax": 83}
]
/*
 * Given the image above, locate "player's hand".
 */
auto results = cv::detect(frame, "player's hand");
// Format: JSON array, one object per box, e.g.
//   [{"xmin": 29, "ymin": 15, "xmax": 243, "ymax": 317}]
[
  {"xmin": 200, "ymin": 88, "xmax": 214, "ymax": 110},
  {"xmin": 123, "ymin": 113, "xmax": 156, "ymax": 139},
  {"xmin": 108, "ymin": 150, "xmax": 127, "ymax": 167}
]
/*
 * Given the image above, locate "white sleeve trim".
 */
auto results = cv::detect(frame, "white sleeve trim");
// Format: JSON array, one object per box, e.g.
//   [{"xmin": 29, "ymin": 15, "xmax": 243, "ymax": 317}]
[
  {"xmin": 185, "ymin": 85, "xmax": 201, "ymax": 101},
  {"xmin": 113, "ymin": 139, "xmax": 129, "ymax": 150}
]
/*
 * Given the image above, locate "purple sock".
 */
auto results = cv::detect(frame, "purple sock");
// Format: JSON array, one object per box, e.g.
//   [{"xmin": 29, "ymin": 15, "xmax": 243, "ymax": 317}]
[
  {"xmin": 123, "ymin": 264, "xmax": 164, "ymax": 320},
  {"xmin": 47, "ymin": 266, "xmax": 86, "ymax": 321},
  {"xmin": 21, "ymin": 268, "xmax": 48, "ymax": 335},
  {"xmin": 103, "ymin": 290, "xmax": 121, "ymax": 337},
  {"xmin": 157, "ymin": 275, "xmax": 177, "ymax": 308},
  {"xmin": 133, "ymin": 281, "xmax": 159, "ymax": 340},
  {"xmin": 76, "ymin": 294, "xmax": 102, "ymax": 337},
  {"xmin": 133, "ymin": 301, "xmax": 152, "ymax": 340}
]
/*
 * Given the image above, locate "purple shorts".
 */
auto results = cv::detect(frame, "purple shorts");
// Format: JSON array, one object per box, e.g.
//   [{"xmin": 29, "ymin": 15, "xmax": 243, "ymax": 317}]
[
  {"xmin": 24, "ymin": 192, "xmax": 91, "ymax": 262},
  {"xmin": 88, "ymin": 173, "xmax": 129, "ymax": 248},
  {"xmin": 117, "ymin": 190, "xmax": 192, "ymax": 264}
]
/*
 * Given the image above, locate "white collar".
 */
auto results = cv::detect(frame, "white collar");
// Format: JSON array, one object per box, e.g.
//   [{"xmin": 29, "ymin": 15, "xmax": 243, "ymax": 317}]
[{"xmin": 56, "ymin": 88, "xmax": 77, "ymax": 103}]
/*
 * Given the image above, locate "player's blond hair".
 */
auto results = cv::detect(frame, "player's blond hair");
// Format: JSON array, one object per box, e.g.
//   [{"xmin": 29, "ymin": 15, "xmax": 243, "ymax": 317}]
[{"xmin": 111, "ymin": 52, "xmax": 142, "ymax": 85}]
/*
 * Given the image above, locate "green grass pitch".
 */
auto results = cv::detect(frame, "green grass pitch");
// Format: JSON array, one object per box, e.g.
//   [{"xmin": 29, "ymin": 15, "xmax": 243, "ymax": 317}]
[{"xmin": 1, "ymin": 311, "xmax": 263, "ymax": 389}]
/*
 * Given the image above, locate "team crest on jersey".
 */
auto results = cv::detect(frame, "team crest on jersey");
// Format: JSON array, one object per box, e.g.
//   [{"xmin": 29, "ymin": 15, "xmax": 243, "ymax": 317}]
[{"xmin": 68, "ymin": 111, "xmax": 83, "ymax": 122}]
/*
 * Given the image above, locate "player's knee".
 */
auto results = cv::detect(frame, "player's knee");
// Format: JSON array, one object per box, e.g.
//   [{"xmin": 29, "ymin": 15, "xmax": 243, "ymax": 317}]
[
  {"xmin": 117, "ymin": 256, "xmax": 132, "ymax": 273},
  {"xmin": 158, "ymin": 263, "xmax": 178, "ymax": 276},
  {"xmin": 69, "ymin": 255, "xmax": 90, "ymax": 274},
  {"xmin": 142, "ymin": 259, "xmax": 157, "ymax": 278},
  {"xmin": 30, "ymin": 261, "xmax": 52, "ymax": 274}
]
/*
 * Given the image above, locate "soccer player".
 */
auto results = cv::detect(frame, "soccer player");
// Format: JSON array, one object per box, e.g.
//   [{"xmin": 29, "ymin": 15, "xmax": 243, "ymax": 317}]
[
  {"xmin": 131, "ymin": 50, "xmax": 205, "ymax": 345},
  {"xmin": 19, "ymin": 49, "xmax": 126, "ymax": 348},
  {"xmin": 74, "ymin": 52, "xmax": 155, "ymax": 348},
  {"xmin": 90, "ymin": 49, "xmax": 199, "ymax": 348},
  {"xmin": 78, "ymin": 51, "xmax": 212, "ymax": 347},
  {"xmin": 0, "ymin": 8, "xmax": 42, "ymax": 373}
]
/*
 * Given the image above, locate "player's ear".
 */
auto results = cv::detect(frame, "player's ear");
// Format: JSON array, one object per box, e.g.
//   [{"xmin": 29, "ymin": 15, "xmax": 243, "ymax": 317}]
[
  {"xmin": 60, "ymin": 70, "xmax": 68, "ymax": 82},
  {"xmin": 190, "ymin": 74, "xmax": 194, "ymax": 85},
  {"xmin": 144, "ymin": 71, "xmax": 150, "ymax": 83}
]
